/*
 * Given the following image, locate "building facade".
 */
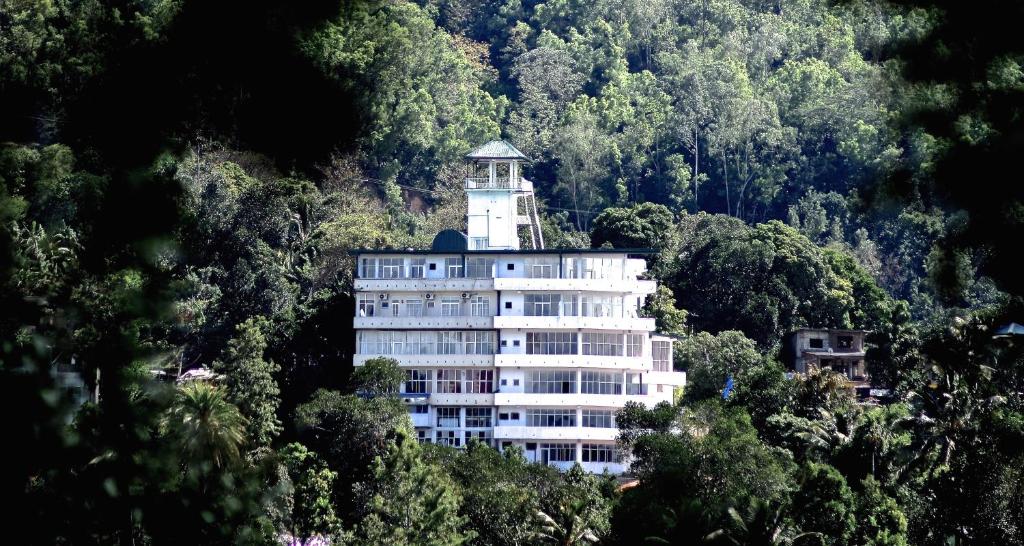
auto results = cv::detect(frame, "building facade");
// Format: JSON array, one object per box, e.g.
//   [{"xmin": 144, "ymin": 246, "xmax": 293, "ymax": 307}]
[
  {"xmin": 788, "ymin": 328, "xmax": 869, "ymax": 395},
  {"xmin": 351, "ymin": 141, "xmax": 686, "ymax": 474}
]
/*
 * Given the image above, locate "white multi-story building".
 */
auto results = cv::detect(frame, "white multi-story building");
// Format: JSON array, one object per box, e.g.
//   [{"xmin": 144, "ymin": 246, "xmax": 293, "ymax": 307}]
[{"xmin": 352, "ymin": 140, "xmax": 686, "ymax": 474}]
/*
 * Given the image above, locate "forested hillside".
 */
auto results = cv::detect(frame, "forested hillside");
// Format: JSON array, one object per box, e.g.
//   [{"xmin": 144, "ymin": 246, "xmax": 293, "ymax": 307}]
[{"xmin": 2, "ymin": 0, "xmax": 1023, "ymax": 544}]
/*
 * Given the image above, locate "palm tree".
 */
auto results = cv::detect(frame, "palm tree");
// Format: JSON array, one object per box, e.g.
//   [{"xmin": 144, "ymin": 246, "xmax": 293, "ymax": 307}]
[
  {"xmin": 532, "ymin": 499, "xmax": 601, "ymax": 546},
  {"xmin": 164, "ymin": 382, "xmax": 248, "ymax": 469},
  {"xmin": 899, "ymin": 368, "xmax": 1003, "ymax": 481},
  {"xmin": 793, "ymin": 407, "xmax": 861, "ymax": 461},
  {"xmin": 720, "ymin": 498, "xmax": 821, "ymax": 546},
  {"xmin": 645, "ymin": 497, "xmax": 722, "ymax": 545}
]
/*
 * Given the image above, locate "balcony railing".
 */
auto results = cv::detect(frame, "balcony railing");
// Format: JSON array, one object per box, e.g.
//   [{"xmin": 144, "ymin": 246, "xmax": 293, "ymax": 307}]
[{"xmin": 465, "ymin": 176, "xmax": 523, "ymax": 190}]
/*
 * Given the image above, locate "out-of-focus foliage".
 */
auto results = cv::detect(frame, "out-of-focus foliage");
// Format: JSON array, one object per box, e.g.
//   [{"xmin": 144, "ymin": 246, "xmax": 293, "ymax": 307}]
[{"xmin": 4, "ymin": 0, "xmax": 1024, "ymax": 544}]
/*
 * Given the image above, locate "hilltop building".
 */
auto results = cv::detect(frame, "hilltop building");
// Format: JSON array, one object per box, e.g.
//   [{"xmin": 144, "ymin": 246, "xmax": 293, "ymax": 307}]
[
  {"xmin": 787, "ymin": 327, "xmax": 870, "ymax": 396},
  {"xmin": 351, "ymin": 140, "xmax": 686, "ymax": 474}
]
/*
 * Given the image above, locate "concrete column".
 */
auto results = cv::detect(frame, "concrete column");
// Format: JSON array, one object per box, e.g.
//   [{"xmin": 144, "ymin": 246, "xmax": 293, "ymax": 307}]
[{"xmin": 575, "ymin": 369, "xmax": 582, "ymax": 394}]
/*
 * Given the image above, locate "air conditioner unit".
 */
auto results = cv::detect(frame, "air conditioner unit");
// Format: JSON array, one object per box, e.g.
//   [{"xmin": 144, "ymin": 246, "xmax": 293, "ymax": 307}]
[
  {"xmin": 378, "ymin": 293, "xmax": 389, "ymax": 300},
  {"xmin": 424, "ymin": 293, "xmax": 435, "ymax": 300},
  {"xmin": 461, "ymin": 292, "xmax": 470, "ymax": 299}
]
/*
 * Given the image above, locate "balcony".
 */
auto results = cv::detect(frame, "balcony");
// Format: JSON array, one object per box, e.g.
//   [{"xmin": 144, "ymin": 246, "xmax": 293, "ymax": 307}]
[
  {"xmin": 355, "ymin": 315, "xmax": 494, "ymax": 329},
  {"xmin": 465, "ymin": 176, "xmax": 524, "ymax": 190},
  {"xmin": 494, "ymin": 392, "xmax": 653, "ymax": 408},
  {"xmin": 354, "ymin": 354, "xmax": 496, "ymax": 367},
  {"xmin": 493, "ymin": 315, "xmax": 655, "ymax": 331},
  {"xmin": 399, "ymin": 392, "xmax": 430, "ymax": 404},
  {"xmin": 354, "ymin": 277, "xmax": 496, "ymax": 292},
  {"xmin": 429, "ymin": 393, "xmax": 495, "ymax": 406},
  {"xmin": 494, "ymin": 277, "xmax": 656, "ymax": 294},
  {"xmin": 646, "ymin": 370, "xmax": 688, "ymax": 387},
  {"xmin": 493, "ymin": 426, "xmax": 617, "ymax": 441},
  {"xmin": 494, "ymin": 354, "xmax": 651, "ymax": 370}
]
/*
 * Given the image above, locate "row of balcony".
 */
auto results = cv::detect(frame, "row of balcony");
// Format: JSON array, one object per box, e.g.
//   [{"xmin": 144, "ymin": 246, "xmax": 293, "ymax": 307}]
[
  {"xmin": 355, "ymin": 353, "xmax": 680, "ymax": 372},
  {"xmin": 354, "ymin": 315, "xmax": 657, "ymax": 331},
  {"xmin": 392, "ymin": 388, "xmax": 683, "ymax": 408},
  {"xmin": 355, "ymin": 277, "xmax": 657, "ymax": 294},
  {"xmin": 407, "ymin": 418, "xmax": 619, "ymax": 441}
]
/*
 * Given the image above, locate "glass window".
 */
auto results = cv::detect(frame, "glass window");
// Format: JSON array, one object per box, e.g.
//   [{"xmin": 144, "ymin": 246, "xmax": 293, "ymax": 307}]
[
  {"xmin": 524, "ymin": 294, "xmax": 561, "ymax": 316},
  {"xmin": 436, "ymin": 429, "xmax": 461, "ymax": 447},
  {"xmin": 582, "ymin": 333, "xmax": 623, "ymax": 356},
  {"xmin": 470, "ymin": 237, "xmax": 488, "ymax": 250},
  {"xmin": 359, "ymin": 258, "xmax": 378, "ymax": 279},
  {"xmin": 626, "ymin": 372, "xmax": 647, "ymax": 395},
  {"xmin": 416, "ymin": 429, "xmax": 431, "ymax": 444},
  {"xmin": 652, "ymin": 340, "xmax": 672, "ymax": 371},
  {"xmin": 582, "ymin": 409, "xmax": 614, "ymax": 428},
  {"xmin": 408, "ymin": 258, "xmax": 425, "ymax": 278},
  {"xmin": 465, "ymin": 331, "xmax": 495, "ymax": 355},
  {"xmin": 380, "ymin": 257, "xmax": 404, "ymax": 279},
  {"xmin": 436, "ymin": 369, "xmax": 463, "ymax": 393},
  {"xmin": 441, "ymin": 297, "xmax": 461, "ymax": 316},
  {"xmin": 466, "ymin": 257, "xmax": 495, "ymax": 278},
  {"xmin": 360, "ymin": 330, "xmax": 496, "ymax": 356},
  {"xmin": 470, "ymin": 296, "xmax": 490, "ymax": 316},
  {"xmin": 809, "ymin": 338, "xmax": 824, "ymax": 349},
  {"xmin": 406, "ymin": 299, "xmax": 423, "ymax": 317},
  {"xmin": 437, "ymin": 331, "xmax": 463, "ymax": 354},
  {"xmin": 465, "ymin": 430, "xmax": 492, "ymax": 447},
  {"xmin": 465, "ymin": 407, "xmax": 492, "ymax": 428},
  {"xmin": 406, "ymin": 331, "xmax": 432, "ymax": 354},
  {"xmin": 627, "ymin": 334, "xmax": 644, "ymax": 357},
  {"xmin": 404, "ymin": 369, "xmax": 432, "ymax": 394},
  {"xmin": 357, "ymin": 295, "xmax": 375, "ymax": 317},
  {"xmin": 526, "ymin": 409, "xmax": 576, "ymax": 427},
  {"xmin": 526, "ymin": 332, "xmax": 578, "ymax": 355},
  {"xmin": 465, "ymin": 370, "xmax": 494, "ymax": 393},
  {"xmin": 526, "ymin": 258, "xmax": 558, "ymax": 278},
  {"xmin": 540, "ymin": 443, "xmax": 575, "ymax": 463},
  {"xmin": 581, "ymin": 444, "xmax": 620, "ymax": 463},
  {"xmin": 581, "ymin": 371, "xmax": 623, "ymax": 394},
  {"xmin": 436, "ymin": 407, "xmax": 460, "ymax": 428},
  {"xmin": 526, "ymin": 370, "xmax": 576, "ymax": 394},
  {"xmin": 531, "ymin": 264, "xmax": 554, "ymax": 278},
  {"xmin": 408, "ymin": 405, "xmax": 428, "ymax": 414},
  {"xmin": 445, "ymin": 257, "xmax": 464, "ymax": 278},
  {"xmin": 837, "ymin": 335, "xmax": 853, "ymax": 349}
]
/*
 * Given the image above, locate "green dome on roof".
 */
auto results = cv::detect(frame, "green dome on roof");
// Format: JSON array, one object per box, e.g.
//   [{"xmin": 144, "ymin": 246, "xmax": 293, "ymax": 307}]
[{"xmin": 465, "ymin": 140, "xmax": 529, "ymax": 161}]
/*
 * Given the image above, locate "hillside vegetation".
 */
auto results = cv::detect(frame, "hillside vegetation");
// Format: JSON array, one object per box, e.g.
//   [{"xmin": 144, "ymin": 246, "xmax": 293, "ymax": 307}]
[{"xmin": 2, "ymin": 0, "xmax": 1023, "ymax": 544}]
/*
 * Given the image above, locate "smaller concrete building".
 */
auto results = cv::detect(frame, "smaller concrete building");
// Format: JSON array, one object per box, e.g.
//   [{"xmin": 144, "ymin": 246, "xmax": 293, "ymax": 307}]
[{"xmin": 787, "ymin": 328, "xmax": 869, "ymax": 395}]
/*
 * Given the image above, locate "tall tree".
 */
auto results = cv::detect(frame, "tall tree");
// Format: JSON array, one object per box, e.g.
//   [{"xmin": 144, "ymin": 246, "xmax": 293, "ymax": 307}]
[
  {"xmin": 279, "ymin": 442, "xmax": 340, "ymax": 541},
  {"xmin": 215, "ymin": 316, "xmax": 282, "ymax": 449},
  {"xmin": 357, "ymin": 432, "xmax": 473, "ymax": 545},
  {"xmin": 164, "ymin": 382, "xmax": 248, "ymax": 470}
]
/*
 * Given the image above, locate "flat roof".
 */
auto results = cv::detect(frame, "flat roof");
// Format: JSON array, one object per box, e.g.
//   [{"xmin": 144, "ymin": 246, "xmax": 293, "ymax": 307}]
[
  {"xmin": 348, "ymin": 248, "xmax": 657, "ymax": 256},
  {"xmin": 793, "ymin": 328, "xmax": 869, "ymax": 334}
]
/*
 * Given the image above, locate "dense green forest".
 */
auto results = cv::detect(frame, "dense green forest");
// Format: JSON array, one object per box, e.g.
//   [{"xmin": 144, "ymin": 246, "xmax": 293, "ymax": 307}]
[{"xmin": 2, "ymin": 0, "xmax": 1023, "ymax": 544}]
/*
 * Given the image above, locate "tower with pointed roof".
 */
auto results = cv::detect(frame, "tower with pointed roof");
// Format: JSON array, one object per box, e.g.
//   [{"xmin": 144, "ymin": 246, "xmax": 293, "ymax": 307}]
[{"xmin": 464, "ymin": 140, "xmax": 544, "ymax": 250}]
